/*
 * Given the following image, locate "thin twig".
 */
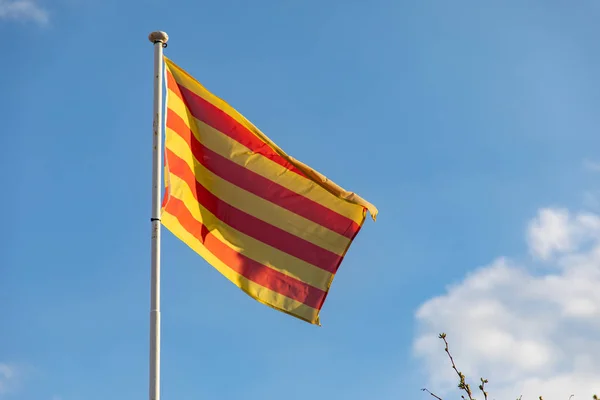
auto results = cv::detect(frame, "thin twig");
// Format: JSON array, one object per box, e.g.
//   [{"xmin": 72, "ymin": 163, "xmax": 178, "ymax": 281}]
[
  {"xmin": 421, "ymin": 388, "xmax": 443, "ymax": 400},
  {"xmin": 439, "ymin": 333, "xmax": 475, "ymax": 400},
  {"xmin": 479, "ymin": 377, "xmax": 489, "ymax": 400}
]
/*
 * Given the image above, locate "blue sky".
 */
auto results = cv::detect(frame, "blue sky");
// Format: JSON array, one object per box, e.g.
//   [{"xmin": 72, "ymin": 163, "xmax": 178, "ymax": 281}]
[{"xmin": 3, "ymin": 1, "xmax": 600, "ymax": 399}]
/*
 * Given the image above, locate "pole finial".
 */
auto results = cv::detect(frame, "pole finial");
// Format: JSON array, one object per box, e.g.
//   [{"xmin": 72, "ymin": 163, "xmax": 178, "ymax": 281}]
[{"xmin": 148, "ymin": 31, "xmax": 169, "ymax": 47}]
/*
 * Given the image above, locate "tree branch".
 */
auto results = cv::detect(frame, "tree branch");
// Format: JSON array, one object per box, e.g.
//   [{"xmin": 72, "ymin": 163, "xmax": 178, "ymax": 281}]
[
  {"xmin": 439, "ymin": 333, "xmax": 475, "ymax": 400},
  {"xmin": 421, "ymin": 388, "xmax": 443, "ymax": 400}
]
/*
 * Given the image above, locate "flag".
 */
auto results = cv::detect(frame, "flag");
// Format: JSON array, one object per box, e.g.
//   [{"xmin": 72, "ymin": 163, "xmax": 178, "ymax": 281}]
[{"xmin": 161, "ymin": 57, "xmax": 377, "ymax": 325}]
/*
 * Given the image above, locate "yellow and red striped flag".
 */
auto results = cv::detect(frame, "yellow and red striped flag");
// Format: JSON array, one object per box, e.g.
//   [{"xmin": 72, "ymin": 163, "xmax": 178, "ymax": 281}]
[{"xmin": 161, "ymin": 57, "xmax": 378, "ymax": 325}]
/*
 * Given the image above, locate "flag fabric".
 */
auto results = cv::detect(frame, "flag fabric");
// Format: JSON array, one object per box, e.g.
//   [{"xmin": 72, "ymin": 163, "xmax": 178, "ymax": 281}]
[{"xmin": 161, "ymin": 56, "xmax": 378, "ymax": 325}]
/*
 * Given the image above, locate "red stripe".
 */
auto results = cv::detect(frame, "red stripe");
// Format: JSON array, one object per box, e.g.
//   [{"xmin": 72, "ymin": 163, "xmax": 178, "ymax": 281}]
[
  {"xmin": 165, "ymin": 147, "xmax": 346, "ymax": 274},
  {"xmin": 165, "ymin": 108, "xmax": 361, "ymax": 239},
  {"xmin": 166, "ymin": 71, "xmax": 306, "ymax": 177},
  {"xmin": 165, "ymin": 197, "xmax": 326, "ymax": 309}
]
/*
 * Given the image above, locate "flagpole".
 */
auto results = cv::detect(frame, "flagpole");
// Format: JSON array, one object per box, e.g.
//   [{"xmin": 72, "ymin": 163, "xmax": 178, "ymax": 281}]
[{"xmin": 148, "ymin": 30, "xmax": 168, "ymax": 400}]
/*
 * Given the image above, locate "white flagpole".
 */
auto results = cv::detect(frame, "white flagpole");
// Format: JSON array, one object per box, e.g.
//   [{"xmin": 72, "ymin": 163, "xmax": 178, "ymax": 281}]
[{"xmin": 148, "ymin": 30, "xmax": 168, "ymax": 400}]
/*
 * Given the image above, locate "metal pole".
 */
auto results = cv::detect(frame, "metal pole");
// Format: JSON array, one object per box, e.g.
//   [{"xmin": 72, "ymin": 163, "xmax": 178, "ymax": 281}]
[{"xmin": 148, "ymin": 30, "xmax": 168, "ymax": 400}]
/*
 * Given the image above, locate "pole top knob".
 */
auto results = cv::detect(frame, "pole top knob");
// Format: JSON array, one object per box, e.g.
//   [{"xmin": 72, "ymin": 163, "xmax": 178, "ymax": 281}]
[{"xmin": 148, "ymin": 31, "xmax": 169, "ymax": 45}]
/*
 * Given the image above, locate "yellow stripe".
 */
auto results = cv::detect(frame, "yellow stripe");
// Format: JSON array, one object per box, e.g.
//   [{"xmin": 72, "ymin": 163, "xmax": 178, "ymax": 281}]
[
  {"xmin": 164, "ymin": 58, "xmax": 378, "ymax": 220},
  {"xmin": 161, "ymin": 211, "xmax": 320, "ymax": 324},
  {"xmin": 166, "ymin": 90, "xmax": 366, "ymax": 225},
  {"xmin": 164, "ymin": 170, "xmax": 334, "ymax": 291},
  {"xmin": 165, "ymin": 129, "xmax": 352, "ymax": 255},
  {"xmin": 165, "ymin": 58, "xmax": 287, "ymax": 163}
]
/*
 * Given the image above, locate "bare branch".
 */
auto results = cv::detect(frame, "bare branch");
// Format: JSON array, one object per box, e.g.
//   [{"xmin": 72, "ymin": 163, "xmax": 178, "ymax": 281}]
[
  {"xmin": 428, "ymin": 334, "xmax": 597, "ymax": 400},
  {"xmin": 438, "ymin": 333, "xmax": 475, "ymax": 400},
  {"xmin": 421, "ymin": 388, "xmax": 443, "ymax": 400}
]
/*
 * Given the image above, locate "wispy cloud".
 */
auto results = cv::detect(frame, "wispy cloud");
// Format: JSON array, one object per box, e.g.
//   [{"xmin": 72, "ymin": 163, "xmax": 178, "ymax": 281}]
[
  {"xmin": 583, "ymin": 158, "xmax": 600, "ymax": 172},
  {"xmin": 0, "ymin": 0, "xmax": 48, "ymax": 24},
  {"xmin": 414, "ymin": 207, "xmax": 600, "ymax": 400},
  {"xmin": 582, "ymin": 190, "xmax": 600, "ymax": 210},
  {"xmin": 0, "ymin": 363, "xmax": 18, "ymax": 396}
]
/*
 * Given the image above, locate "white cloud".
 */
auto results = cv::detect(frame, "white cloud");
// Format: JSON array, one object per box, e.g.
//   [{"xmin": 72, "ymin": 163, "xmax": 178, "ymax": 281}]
[
  {"xmin": 583, "ymin": 159, "xmax": 600, "ymax": 172},
  {"xmin": 582, "ymin": 191, "xmax": 600, "ymax": 211},
  {"xmin": 414, "ymin": 208, "xmax": 600, "ymax": 400},
  {"xmin": 527, "ymin": 208, "xmax": 573, "ymax": 260},
  {"xmin": 0, "ymin": 363, "xmax": 18, "ymax": 396},
  {"xmin": 0, "ymin": 0, "xmax": 48, "ymax": 24},
  {"xmin": 526, "ymin": 208, "xmax": 600, "ymax": 261}
]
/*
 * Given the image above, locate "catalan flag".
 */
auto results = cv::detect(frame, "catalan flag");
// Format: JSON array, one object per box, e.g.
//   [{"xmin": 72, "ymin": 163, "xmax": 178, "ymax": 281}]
[{"xmin": 161, "ymin": 57, "xmax": 377, "ymax": 325}]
